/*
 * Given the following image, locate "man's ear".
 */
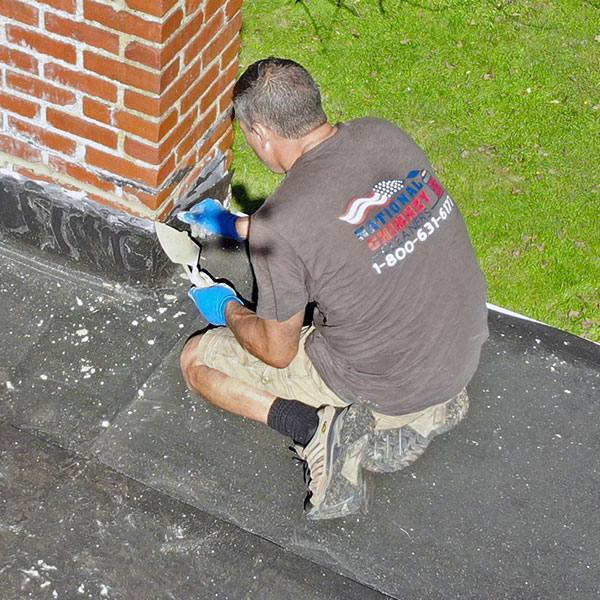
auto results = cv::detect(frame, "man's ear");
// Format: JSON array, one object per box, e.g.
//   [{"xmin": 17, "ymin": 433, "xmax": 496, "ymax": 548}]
[{"xmin": 251, "ymin": 123, "xmax": 271, "ymax": 149}]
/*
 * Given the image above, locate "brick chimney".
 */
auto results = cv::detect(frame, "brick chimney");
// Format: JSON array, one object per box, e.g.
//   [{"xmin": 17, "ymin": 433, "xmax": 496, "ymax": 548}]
[{"xmin": 0, "ymin": 0, "xmax": 243, "ymax": 283}]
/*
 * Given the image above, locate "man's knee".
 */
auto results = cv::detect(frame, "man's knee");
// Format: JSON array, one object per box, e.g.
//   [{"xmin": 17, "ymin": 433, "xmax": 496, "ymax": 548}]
[{"xmin": 180, "ymin": 332, "xmax": 205, "ymax": 377}]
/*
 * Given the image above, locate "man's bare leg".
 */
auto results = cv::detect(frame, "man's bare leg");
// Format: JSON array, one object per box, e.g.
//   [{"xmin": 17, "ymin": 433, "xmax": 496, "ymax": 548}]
[
  {"xmin": 180, "ymin": 333, "xmax": 276, "ymax": 424},
  {"xmin": 180, "ymin": 331, "xmax": 371, "ymax": 519}
]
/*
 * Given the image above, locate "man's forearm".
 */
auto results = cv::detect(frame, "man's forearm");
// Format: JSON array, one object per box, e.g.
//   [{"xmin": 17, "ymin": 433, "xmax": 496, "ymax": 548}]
[
  {"xmin": 225, "ymin": 301, "xmax": 280, "ymax": 366},
  {"xmin": 225, "ymin": 300, "xmax": 301, "ymax": 369},
  {"xmin": 235, "ymin": 216, "xmax": 250, "ymax": 241}
]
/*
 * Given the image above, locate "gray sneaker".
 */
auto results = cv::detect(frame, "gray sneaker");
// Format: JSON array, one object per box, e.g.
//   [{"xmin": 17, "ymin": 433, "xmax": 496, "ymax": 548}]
[
  {"xmin": 294, "ymin": 403, "xmax": 374, "ymax": 520},
  {"xmin": 363, "ymin": 389, "xmax": 469, "ymax": 473}
]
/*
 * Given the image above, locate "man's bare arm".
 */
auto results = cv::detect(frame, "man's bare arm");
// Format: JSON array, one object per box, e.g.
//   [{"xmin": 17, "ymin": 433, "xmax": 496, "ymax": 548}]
[
  {"xmin": 235, "ymin": 216, "xmax": 250, "ymax": 240},
  {"xmin": 225, "ymin": 301, "xmax": 304, "ymax": 369}
]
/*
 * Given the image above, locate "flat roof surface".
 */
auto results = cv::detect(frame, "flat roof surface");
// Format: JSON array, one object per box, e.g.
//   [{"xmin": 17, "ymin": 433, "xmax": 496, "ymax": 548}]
[{"xmin": 1, "ymin": 237, "xmax": 598, "ymax": 599}]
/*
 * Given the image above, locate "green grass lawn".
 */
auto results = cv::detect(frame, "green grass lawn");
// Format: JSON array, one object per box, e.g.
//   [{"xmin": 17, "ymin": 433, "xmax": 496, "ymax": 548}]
[{"xmin": 231, "ymin": 0, "xmax": 600, "ymax": 342}]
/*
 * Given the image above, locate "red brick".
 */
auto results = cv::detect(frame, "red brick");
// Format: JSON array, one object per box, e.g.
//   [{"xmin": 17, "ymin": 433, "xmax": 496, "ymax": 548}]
[
  {"xmin": 160, "ymin": 59, "xmax": 181, "ymax": 93},
  {"xmin": 0, "ymin": 91, "xmax": 40, "ymax": 119},
  {"xmin": 10, "ymin": 116, "xmax": 77, "ymax": 155},
  {"xmin": 199, "ymin": 76, "xmax": 222, "ymax": 113},
  {"xmin": 0, "ymin": 46, "xmax": 38, "ymax": 73},
  {"xmin": 221, "ymin": 34, "xmax": 242, "ymax": 71},
  {"xmin": 7, "ymin": 71, "xmax": 76, "ymax": 106},
  {"xmin": 45, "ymin": 63, "xmax": 118, "ymax": 103},
  {"xmin": 87, "ymin": 146, "xmax": 159, "ymax": 187},
  {"xmin": 226, "ymin": 0, "xmax": 244, "ymax": 19},
  {"xmin": 84, "ymin": 0, "xmax": 183, "ymax": 44},
  {"xmin": 87, "ymin": 191, "xmax": 114, "ymax": 207},
  {"xmin": 128, "ymin": 14, "xmax": 196, "ymax": 80},
  {"xmin": 213, "ymin": 115, "xmax": 234, "ymax": 144},
  {"xmin": 199, "ymin": 113, "xmax": 232, "ymax": 156},
  {"xmin": 181, "ymin": 149, "xmax": 199, "ymax": 170},
  {"xmin": 7, "ymin": 25, "xmax": 77, "ymax": 65},
  {"xmin": 83, "ymin": 97, "xmax": 112, "ymax": 125},
  {"xmin": 124, "ymin": 90, "xmax": 162, "ymax": 118},
  {"xmin": 125, "ymin": 41, "xmax": 161, "ymax": 70},
  {"xmin": 123, "ymin": 46, "xmax": 206, "ymax": 117},
  {"xmin": 219, "ymin": 79, "xmax": 235, "ymax": 112},
  {"xmin": 38, "ymin": 0, "xmax": 76, "ymax": 13},
  {"xmin": 180, "ymin": 62, "xmax": 220, "ymax": 115},
  {"xmin": 185, "ymin": 0, "xmax": 202, "ymax": 16},
  {"xmin": 221, "ymin": 52, "xmax": 239, "ymax": 83},
  {"xmin": 161, "ymin": 57, "xmax": 204, "ymax": 107},
  {"xmin": 161, "ymin": 108, "xmax": 199, "ymax": 158},
  {"xmin": 161, "ymin": 9, "xmax": 185, "ymax": 42},
  {"xmin": 115, "ymin": 108, "xmax": 178, "ymax": 142},
  {"xmin": 157, "ymin": 154, "xmax": 176, "ymax": 186},
  {"xmin": 46, "ymin": 13, "xmax": 120, "ymax": 55},
  {"xmin": 123, "ymin": 186, "xmax": 156, "ymax": 210},
  {"xmin": 202, "ymin": 11, "xmax": 241, "ymax": 67},
  {"xmin": 158, "ymin": 196, "xmax": 175, "ymax": 217},
  {"xmin": 123, "ymin": 138, "xmax": 159, "ymax": 165},
  {"xmin": 89, "ymin": 190, "xmax": 145, "ymax": 215},
  {"xmin": 176, "ymin": 160, "xmax": 200, "ymax": 194},
  {"xmin": 13, "ymin": 168, "xmax": 45, "ymax": 182},
  {"xmin": 0, "ymin": 134, "xmax": 42, "ymax": 162},
  {"xmin": 200, "ymin": 59, "xmax": 238, "ymax": 112},
  {"xmin": 155, "ymin": 108, "xmax": 179, "ymax": 140},
  {"xmin": 126, "ymin": 57, "xmax": 203, "ymax": 117},
  {"xmin": 125, "ymin": 108, "xmax": 197, "ymax": 164},
  {"xmin": 85, "ymin": 0, "xmax": 161, "ymax": 41},
  {"xmin": 47, "ymin": 108, "xmax": 118, "ymax": 149},
  {"xmin": 0, "ymin": 0, "xmax": 38, "ymax": 26},
  {"xmin": 175, "ymin": 134, "xmax": 196, "ymax": 163},
  {"xmin": 177, "ymin": 106, "xmax": 217, "ymax": 158},
  {"xmin": 205, "ymin": 0, "xmax": 224, "ymax": 22},
  {"xmin": 78, "ymin": 190, "xmax": 140, "ymax": 214},
  {"xmin": 51, "ymin": 155, "xmax": 117, "ymax": 193},
  {"xmin": 126, "ymin": 0, "xmax": 179, "ymax": 18},
  {"xmin": 157, "ymin": 198, "xmax": 175, "ymax": 219},
  {"xmin": 85, "ymin": 51, "xmax": 161, "ymax": 94},
  {"xmin": 184, "ymin": 11, "xmax": 225, "ymax": 65},
  {"xmin": 196, "ymin": 145, "xmax": 219, "ymax": 170},
  {"xmin": 15, "ymin": 167, "xmax": 64, "ymax": 186},
  {"xmin": 176, "ymin": 156, "xmax": 197, "ymax": 184},
  {"xmin": 124, "ymin": 184, "xmax": 173, "ymax": 211},
  {"xmin": 161, "ymin": 8, "xmax": 204, "ymax": 66},
  {"xmin": 217, "ymin": 122, "xmax": 234, "ymax": 153}
]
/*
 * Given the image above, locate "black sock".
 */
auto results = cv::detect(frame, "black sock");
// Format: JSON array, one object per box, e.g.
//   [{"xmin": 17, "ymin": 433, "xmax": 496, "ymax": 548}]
[{"xmin": 267, "ymin": 397, "xmax": 319, "ymax": 446}]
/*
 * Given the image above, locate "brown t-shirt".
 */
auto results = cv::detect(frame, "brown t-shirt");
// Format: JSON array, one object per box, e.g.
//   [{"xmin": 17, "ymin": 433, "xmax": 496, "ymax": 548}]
[{"xmin": 249, "ymin": 118, "xmax": 488, "ymax": 415}]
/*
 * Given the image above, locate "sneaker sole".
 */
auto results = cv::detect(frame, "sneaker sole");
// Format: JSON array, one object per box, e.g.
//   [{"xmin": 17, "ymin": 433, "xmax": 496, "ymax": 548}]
[
  {"xmin": 306, "ymin": 404, "xmax": 373, "ymax": 520},
  {"xmin": 363, "ymin": 392, "xmax": 469, "ymax": 473}
]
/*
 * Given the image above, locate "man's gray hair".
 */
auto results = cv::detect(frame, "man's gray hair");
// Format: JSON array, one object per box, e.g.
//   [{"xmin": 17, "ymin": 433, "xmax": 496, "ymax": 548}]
[{"xmin": 233, "ymin": 58, "xmax": 327, "ymax": 139}]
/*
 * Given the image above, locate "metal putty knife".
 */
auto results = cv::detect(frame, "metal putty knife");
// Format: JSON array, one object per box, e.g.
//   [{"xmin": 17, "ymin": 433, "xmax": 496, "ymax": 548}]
[{"xmin": 155, "ymin": 222, "xmax": 214, "ymax": 288}]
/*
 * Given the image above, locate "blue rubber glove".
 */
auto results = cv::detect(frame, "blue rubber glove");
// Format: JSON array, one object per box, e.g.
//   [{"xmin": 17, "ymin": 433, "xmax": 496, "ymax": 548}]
[
  {"xmin": 177, "ymin": 198, "xmax": 242, "ymax": 242},
  {"xmin": 188, "ymin": 283, "xmax": 243, "ymax": 326}
]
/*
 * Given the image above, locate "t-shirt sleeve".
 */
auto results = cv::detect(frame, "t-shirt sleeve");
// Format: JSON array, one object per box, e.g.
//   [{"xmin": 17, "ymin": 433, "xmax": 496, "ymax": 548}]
[{"xmin": 249, "ymin": 218, "xmax": 309, "ymax": 322}]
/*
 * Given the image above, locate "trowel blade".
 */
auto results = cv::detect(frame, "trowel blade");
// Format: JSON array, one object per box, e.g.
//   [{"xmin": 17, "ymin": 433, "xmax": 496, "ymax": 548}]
[{"xmin": 155, "ymin": 222, "xmax": 200, "ymax": 266}]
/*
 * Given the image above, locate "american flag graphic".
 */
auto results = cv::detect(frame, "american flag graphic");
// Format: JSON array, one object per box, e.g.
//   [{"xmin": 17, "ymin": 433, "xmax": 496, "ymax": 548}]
[{"xmin": 338, "ymin": 179, "xmax": 405, "ymax": 225}]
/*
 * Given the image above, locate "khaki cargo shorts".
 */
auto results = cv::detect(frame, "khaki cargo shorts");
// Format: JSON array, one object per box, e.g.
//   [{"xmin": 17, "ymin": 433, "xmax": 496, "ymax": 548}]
[{"xmin": 195, "ymin": 326, "xmax": 463, "ymax": 432}]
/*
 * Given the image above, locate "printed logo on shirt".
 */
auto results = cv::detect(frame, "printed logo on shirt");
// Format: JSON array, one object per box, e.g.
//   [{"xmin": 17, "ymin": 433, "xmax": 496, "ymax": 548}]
[{"xmin": 338, "ymin": 170, "xmax": 455, "ymax": 275}]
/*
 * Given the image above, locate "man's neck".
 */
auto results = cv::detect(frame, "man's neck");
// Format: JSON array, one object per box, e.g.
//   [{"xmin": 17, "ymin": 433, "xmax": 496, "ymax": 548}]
[
  {"xmin": 298, "ymin": 122, "xmax": 338, "ymax": 157},
  {"xmin": 280, "ymin": 122, "xmax": 338, "ymax": 172}
]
